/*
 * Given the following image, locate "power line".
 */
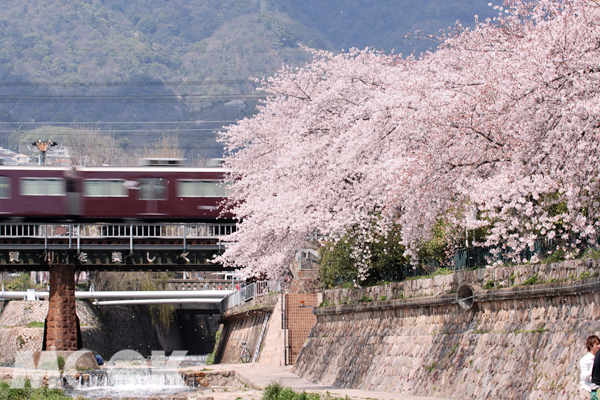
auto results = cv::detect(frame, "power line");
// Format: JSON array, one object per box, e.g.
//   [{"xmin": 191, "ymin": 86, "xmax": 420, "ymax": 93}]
[
  {"xmin": 0, "ymin": 121, "xmax": 238, "ymax": 124},
  {"xmin": 0, "ymin": 80, "xmax": 256, "ymax": 88},
  {"xmin": 0, "ymin": 94, "xmax": 266, "ymax": 103},
  {"xmin": 0, "ymin": 129, "xmax": 226, "ymax": 133}
]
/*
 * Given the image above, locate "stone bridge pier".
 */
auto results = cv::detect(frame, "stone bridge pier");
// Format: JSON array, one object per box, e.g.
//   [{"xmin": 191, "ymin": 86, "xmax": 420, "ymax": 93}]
[{"xmin": 44, "ymin": 264, "xmax": 79, "ymax": 351}]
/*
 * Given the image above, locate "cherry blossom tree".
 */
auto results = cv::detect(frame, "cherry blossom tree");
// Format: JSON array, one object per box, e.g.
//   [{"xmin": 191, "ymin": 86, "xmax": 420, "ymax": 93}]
[{"xmin": 218, "ymin": 0, "xmax": 600, "ymax": 280}]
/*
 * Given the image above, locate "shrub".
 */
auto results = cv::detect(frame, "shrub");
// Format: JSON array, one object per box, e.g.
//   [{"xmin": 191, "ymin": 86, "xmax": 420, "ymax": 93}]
[
  {"xmin": 483, "ymin": 280, "xmax": 495, "ymax": 290},
  {"xmin": 358, "ymin": 294, "xmax": 373, "ymax": 303},
  {"xmin": 206, "ymin": 329, "xmax": 221, "ymax": 365},
  {"xmin": 521, "ymin": 275, "xmax": 539, "ymax": 286}
]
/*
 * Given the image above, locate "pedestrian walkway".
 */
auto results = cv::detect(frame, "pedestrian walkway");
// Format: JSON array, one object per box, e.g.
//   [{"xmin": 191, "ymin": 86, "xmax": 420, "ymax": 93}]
[{"xmin": 201, "ymin": 363, "xmax": 450, "ymax": 400}]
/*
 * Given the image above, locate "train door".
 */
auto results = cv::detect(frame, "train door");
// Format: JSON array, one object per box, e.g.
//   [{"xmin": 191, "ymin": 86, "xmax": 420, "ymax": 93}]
[{"xmin": 138, "ymin": 177, "xmax": 167, "ymax": 216}]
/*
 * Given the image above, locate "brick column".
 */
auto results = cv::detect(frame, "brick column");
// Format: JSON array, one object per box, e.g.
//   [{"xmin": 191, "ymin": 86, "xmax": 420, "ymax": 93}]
[{"xmin": 45, "ymin": 265, "xmax": 78, "ymax": 351}]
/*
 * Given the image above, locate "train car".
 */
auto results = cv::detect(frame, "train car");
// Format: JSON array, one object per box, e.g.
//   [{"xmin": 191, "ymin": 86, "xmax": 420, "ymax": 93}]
[
  {"xmin": 74, "ymin": 165, "xmax": 230, "ymax": 222},
  {"xmin": 0, "ymin": 166, "xmax": 70, "ymax": 221}
]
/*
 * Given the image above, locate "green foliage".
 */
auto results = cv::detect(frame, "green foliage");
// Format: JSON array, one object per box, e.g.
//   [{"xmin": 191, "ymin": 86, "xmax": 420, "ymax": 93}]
[
  {"xmin": 425, "ymin": 362, "xmax": 436, "ymax": 372},
  {"xmin": 357, "ymin": 294, "xmax": 373, "ymax": 303},
  {"xmin": 378, "ymin": 295, "xmax": 387, "ymax": 301},
  {"xmin": 579, "ymin": 271, "xmax": 598, "ymax": 280},
  {"xmin": 57, "ymin": 356, "xmax": 65, "ymax": 373},
  {"xmin": 88, "ymin": 271, "xmax": 175, "ymax": 331},
  {"xmin": 5, "ymin": 274, "xmax": 34, "ymax": 291},
  {"xmin": 483, "ymin": 280, "xmax": 495, "ymax": 290},
  {"xmin": 263, "ymin": 383, "xmax": 321, "ymax": 400},
  {"xmin": 0, "ymin": 380, "xmax": 75, "ymax": 400},
  {"xmin": 542, "ymin": 248, "xmax": 565, "ymax": 264},
  {"xmin": 318, "ymin": 300, "xmax": 331, "ymax": 308},
  {"xmin": 406, "ymin": 267, "xmax": 453, "ymax": 281},
  {"xmin": 205, "ymin": 328, "xmax": 221, "ymax": 365},
  {"xmin": 26, "ymin": 321, "xmax": 44, "ymax": 328},
  {"xmin": 581, "ymin": 248, "xmax": 600, "ymax": 260},
  {"xmin": 521, "ymin": 275, "xmax": 539, "ymax": 286},
  {"xmin": 319, "ymin": 223, "xmax": 409, "ymax": 289}
]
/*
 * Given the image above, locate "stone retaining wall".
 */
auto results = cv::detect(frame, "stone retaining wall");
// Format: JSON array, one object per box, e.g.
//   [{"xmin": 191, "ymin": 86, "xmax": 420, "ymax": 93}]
[
  {"xmin": 215, "ymin": 307, "xmax": 272, "ymax": 364},
  {"xmin": 321, "ymin": 258, "xmax": 600, "ymax": 307},
  {"xmin": 293, "ymin": 259, "xmax": 600, "ymax": 400}
]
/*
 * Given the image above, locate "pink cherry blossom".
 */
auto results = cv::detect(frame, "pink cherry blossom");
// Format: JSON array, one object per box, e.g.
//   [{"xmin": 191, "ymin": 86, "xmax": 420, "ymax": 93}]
[{"xmin": 217, "ymin": 0, "xmax": 600, "ymax": 279}]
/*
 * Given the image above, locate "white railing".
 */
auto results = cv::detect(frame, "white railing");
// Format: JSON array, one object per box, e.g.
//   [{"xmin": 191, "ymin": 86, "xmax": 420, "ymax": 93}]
[
  {"xmin": 256, "ymin": 280, "xmax": 281, "ymax": 296},
  {"xmin": 222, "ymin": 282, "xmax": 256, "ymax": 310},
  {"xmin": 0, "ymin": 223, "xmax": 236, "ymax": 240},
  {"xmin": 221, "ymin": 280, "xmax": 281, "ymax": 311}
]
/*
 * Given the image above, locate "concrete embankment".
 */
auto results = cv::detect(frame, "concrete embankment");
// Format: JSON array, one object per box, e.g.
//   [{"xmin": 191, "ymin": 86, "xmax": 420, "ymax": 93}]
[
  {"xmin": 213, "ymin": 294, "xmax": 280, "ymax": 364},
  {"xmin": 293, "ymin": 259, "xmax": 600, "ymax": 400}
]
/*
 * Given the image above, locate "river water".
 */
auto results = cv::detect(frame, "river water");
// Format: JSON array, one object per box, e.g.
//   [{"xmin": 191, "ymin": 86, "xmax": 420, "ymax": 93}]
[{"xmin": 64, "ymin": 355, "xmax": 208, "ymax": 399}]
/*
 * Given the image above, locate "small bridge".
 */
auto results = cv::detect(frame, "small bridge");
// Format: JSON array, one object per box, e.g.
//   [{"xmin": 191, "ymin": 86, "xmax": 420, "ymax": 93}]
[
  {"xmin": 0, "ymin": 222, "xmax": 235, "ymax": 270},
  {"xmin": 0, "ymin": 220, "xmax": 241, "ymax": 350}
]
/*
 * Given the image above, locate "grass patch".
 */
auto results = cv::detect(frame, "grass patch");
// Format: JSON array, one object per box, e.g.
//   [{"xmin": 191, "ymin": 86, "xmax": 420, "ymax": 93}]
[
  {"xmin": 263, "ymin": 383, "xmax": 321, "ymax": 400},
  {"xmin": 378, "ymin": 295, "xmax": 387, "ymax": 301},
  {"xmin": 483, "ymin": 280, "xmax": 495, "ymax": 290},
  {"xmin": 406, "ymin": 267, "xmax": 453, "ymax": 281},
  {"xmin": 425, "ymin": 362, "xmax": 436, "ymax": 372},
  {"xmin": 521, "ymin": 275, "xmax": 539, "ymax": 286},
  {"xmin": 513, "ymin": 324, "xmax": 549, "ymax": 334},
  {"xmin": 357, "ymin": 294, "xmax": 373, "ymax": 303},
  {"xmin": 57, "ymin": 356, "xmax": 65, "ymax": 373},
  {"xmin": 26, "ymin": 321, "xmax": 44, "ymax": 328},
  {"xmin": 206, "ymin": 328, "xmax": 221, "ymax": 365},
  {"xmin": 0, "ymin": 380, "xmax": 80, "ymax": 399},
  {"xmin": 318, "ymin": 300, "xmax": 331, "ymax": 308}
]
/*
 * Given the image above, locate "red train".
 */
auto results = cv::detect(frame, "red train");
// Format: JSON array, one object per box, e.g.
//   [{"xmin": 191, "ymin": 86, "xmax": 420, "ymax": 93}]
[{"xmin": 0, "ymin": 161, "xmax": 230, "ymax": 222}]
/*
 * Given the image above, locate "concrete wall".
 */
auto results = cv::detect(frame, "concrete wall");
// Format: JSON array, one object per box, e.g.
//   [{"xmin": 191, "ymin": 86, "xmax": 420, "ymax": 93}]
[
  {"xmin": 293, "ymin": 259, "xmax": 600, "ymax": 399},
  {"xmin": 0, "ymin": 300, "xmax": 216, "ymax": 364},
  {"xmin": 215, "ymin": 309, "xmax": 271, "ymax": 364},
  {"xmin": 258, "ymin": 296, "xmax": 285, "ymax": 366}
]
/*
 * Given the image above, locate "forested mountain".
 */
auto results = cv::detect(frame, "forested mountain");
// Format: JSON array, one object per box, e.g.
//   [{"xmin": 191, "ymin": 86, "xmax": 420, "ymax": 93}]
[{"xmin": 0, "ymin": 0, "xmax": 496, "ymax": 159}]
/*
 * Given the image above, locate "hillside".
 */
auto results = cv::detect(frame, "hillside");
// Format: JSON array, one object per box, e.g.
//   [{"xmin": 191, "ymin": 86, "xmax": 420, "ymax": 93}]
[{"xmin": 0, "ymin": 0, "xmax": 496, "ymax": 160}]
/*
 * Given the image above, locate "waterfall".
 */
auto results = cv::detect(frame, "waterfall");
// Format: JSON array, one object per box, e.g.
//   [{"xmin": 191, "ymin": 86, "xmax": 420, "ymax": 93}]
[{"xmin": 65, "ymin": 368, "xmax": 188, "ymax": 399}]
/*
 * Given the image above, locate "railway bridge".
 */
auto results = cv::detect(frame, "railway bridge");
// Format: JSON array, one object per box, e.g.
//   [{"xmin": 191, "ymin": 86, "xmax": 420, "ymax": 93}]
[{"xmin": 0, "ymin": 220, "xmax": 237, "ymax": 351}]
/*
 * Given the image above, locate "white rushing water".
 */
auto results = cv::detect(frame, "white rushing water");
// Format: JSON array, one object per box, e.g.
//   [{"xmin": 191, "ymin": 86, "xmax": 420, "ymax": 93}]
[{"xmin": 64, "ymin": 355, "xmax": 209, "ymax": 399}]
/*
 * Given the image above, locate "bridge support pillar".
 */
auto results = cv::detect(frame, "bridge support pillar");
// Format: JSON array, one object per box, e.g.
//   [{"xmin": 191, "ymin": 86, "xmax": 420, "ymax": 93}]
[{"xmin": 45, "ymin": 265, "xmax": 78, "ymax": 351}]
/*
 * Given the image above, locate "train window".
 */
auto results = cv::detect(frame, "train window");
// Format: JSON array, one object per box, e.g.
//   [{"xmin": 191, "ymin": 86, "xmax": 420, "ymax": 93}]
[
  {"xmin": 20, "ymin": 178, "xmax": 66, "ymax": 196},
  {"xmin": 138, "ymin": 178, "xmax": 167, "ymax": 200},
  {"xmin": 0, "ymin": 177, "xmax": 10, "ymax": 199},
  {"xmin": 83, "ymin": 179, "xmax": 127, "ymax": 197},
  {"xmin": 177, "ymin": 180, "xmax": 230, "ymax": 197}
]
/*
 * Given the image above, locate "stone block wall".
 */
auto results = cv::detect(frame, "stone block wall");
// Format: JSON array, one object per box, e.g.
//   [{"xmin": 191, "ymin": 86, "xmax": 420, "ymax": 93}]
[
  {"xmin": 293, "ymin": 259, "xmax": 600, "ymax": 399},
  {"xmin": 215, "ymin": 309, "xmax": 271, "ymax": 364},
  {"xmin": 46, "ymin": 265, "xmax": 78, "ymax": 351},
  {"xmin": 321, "ymin": 258, "xmax": 600, "ymax": 306}
]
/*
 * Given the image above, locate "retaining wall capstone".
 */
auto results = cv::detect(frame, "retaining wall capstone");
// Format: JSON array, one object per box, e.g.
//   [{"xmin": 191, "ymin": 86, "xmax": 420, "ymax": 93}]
[{"xmin": 293, "ymin": 259, "xmax": 600, "ymax": 400}]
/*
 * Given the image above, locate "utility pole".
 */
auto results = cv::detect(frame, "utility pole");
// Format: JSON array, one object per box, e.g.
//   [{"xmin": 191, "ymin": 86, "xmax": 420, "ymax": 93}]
[{"xmin": 32, "ymin": 139, "xmax": 57, "ymax": 166}]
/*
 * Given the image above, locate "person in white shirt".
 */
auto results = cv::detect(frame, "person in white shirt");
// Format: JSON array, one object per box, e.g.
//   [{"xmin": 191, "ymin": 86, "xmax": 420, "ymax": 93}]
[{"xmin": 581, "ymin": 335, "xmax": 600, "ymax": 399}]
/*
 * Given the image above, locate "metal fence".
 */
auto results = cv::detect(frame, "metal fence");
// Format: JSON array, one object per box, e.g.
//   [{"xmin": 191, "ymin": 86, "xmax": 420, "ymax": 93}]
[
  {"xmin": 221, "ymin": 280, "xmax": 280, "ymax": 311},
  {"xmin": 451, "ymin": 236, "xmax": 577, "ymax": 271},
  {"xmin": 0, "ymin": 223, "xmax": 236, "ymax": 240}
]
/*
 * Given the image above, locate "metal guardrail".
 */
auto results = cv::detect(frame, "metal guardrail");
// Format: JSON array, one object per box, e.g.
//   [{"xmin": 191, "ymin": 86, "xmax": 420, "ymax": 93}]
[
  {"xmin": 221, "ymin": 280, "xmax": 281, "ymax": 311},
  {"xmin": 0, "ymin": 223, "xmax": 236, "ymax": 240},
  {"xmin": 222, "ymin": 283, "xmax": 256, "ymax": 310}
]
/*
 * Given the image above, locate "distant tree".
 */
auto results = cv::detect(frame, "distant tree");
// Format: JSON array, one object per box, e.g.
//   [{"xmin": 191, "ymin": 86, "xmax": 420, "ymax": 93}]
[{"xmin": 62, "ymin": 127, "xmax": 123, "ymax": 166}]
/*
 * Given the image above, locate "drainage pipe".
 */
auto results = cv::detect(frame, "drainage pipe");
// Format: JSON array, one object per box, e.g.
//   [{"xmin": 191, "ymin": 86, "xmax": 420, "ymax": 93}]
[
  {"xmin": 93, "ymin": 298, "xmax": 222, "ymax": 306},
  {"xmin": 0, "ymin": 290, "xmax": 233, "ymax": 300}
]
